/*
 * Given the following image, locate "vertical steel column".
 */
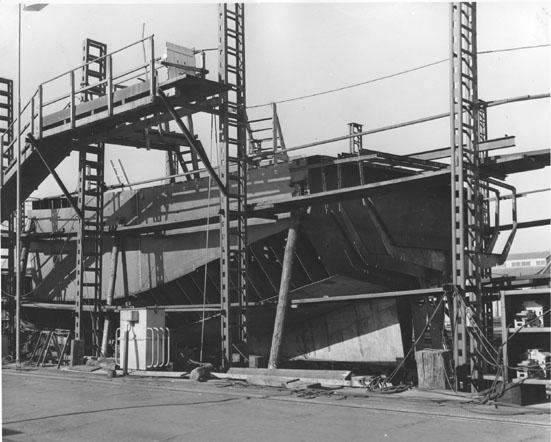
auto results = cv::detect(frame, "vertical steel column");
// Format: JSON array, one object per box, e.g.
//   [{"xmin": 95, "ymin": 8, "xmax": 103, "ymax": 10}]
[
  {"xmin": 218, "ymin": 3, "xmax": 248, "ymax": 368},
  {"xmin": 0, "ymin": 80, "xmax": 15, "ymax": 342},
  {"xmin": 449, "ymin": 2, "xmax": 484, "ymax": 390},
  {"xmin": 477, "ymin": 101, "xmax": 494, "ymax": 343},
  {"xmin": 348, "ymin": 122, "xmax": 366, "ymax": 205},
  {"xmin": 348, "ymin": 122, "xmax": 363, "ymax": 155},
  {"xmin": 74, "ymin": 39, "xmax": 107, "ymax": 361},
  {"xmin": 2, "ymin": 78, "xmax": 19, "ymax": 357}
]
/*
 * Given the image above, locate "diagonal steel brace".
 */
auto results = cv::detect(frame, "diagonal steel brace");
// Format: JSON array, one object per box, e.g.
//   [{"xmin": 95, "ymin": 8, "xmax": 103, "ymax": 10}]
[
  {"xmin": 157, "ymin": 89, "xmax": 227, "ymax": 196},
  {"xmin": 27, "ymin": 134, "xmax": 83, "ymax": 219}
]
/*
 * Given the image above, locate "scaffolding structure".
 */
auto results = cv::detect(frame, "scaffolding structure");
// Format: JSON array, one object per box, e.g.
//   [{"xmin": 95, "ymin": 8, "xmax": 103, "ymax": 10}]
[{"xmin": 0, "ymin": 3, "xmax": 548, "ymax": 392}]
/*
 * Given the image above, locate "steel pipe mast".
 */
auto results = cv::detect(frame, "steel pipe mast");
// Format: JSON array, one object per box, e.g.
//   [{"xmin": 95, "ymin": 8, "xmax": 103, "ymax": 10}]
[{"xmin": 218, "ymin": 3, "xmax": 248, "ymax": 368}]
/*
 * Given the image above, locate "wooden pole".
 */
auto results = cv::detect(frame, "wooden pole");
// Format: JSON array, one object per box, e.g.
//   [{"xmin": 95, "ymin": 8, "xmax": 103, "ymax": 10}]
[
  {"xmin": 268, "ymin": 211, "xmax": 301, "ymax": 369},
  {"xmin": 100, "ymin": 241, "xmax": 119, "ymax": 357}
]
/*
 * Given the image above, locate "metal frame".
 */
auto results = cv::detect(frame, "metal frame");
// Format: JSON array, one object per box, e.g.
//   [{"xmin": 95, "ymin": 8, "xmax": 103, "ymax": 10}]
[
  {"xmin": 449, "ymin": 2, "xmax": 486, "ymax": 389},
  {"xmin": 218, "ymin": 3, "xmax": 248, "ymax": 368},
  {"xmin": 74, "ymin": 39, "xmax": 107, "ymax": 357}
]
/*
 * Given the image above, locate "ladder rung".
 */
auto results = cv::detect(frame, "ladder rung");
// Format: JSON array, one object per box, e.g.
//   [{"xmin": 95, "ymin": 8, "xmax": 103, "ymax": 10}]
[
  {"xmin": 0, "ymin": 103, "xmax": 10, "ymax": 110},
  {"xmin": 84, "ymin": 160, "xmax": 99, "ymax": 168},
  {"xmin": 84, "ymin": 221, "xmax": 101, "ymax": 227},
  {"xmin": 86, "ymin": 70, "xmax": 104, "ymax": 79},
  {"xmin": 0, "ymin": 90, "xmax": 10, "ymax": 97},
  {"xmin": 248, "ymin": 117, "xmax": 271, "ymax": 124}
]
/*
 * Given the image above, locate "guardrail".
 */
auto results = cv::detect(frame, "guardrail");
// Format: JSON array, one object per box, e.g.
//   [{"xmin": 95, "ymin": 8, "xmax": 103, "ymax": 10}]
[
  {"xmin": 0, "ymin": 35, "xmax": 161, "ymax": 186},
  {"xmin": 147, "ymin": 326, "xmax": 170, "ymax": 369}
]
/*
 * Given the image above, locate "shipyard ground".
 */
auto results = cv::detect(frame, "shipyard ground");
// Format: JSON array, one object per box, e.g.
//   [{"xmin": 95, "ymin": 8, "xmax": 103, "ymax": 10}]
[{"xmin": 2, "ymin": 367, "xmax": 550, "ymax": 442}]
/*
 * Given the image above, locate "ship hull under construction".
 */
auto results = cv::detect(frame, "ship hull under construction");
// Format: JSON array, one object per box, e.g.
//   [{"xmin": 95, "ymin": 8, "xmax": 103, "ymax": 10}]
[{"xmin": 21, "ymin": 154, "xmax": 450, "ymax": 366}]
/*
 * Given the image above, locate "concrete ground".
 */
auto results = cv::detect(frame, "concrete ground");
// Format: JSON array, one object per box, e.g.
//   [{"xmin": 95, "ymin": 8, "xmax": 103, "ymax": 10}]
[{"xmin": 2, "ymin": 367, "xmax": 550, "ymax": 442}]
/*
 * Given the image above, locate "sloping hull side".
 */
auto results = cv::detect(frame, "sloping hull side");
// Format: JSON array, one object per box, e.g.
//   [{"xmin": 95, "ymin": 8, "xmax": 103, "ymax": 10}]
[{"xmin": 25, "ymin": 158, "xmax": 451, "ymax": 304}]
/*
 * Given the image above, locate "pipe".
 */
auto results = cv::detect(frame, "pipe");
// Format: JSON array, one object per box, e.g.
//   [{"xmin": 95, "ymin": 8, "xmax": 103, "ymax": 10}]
[
  {"xmin": 268, "ymin": 211, "xmax": 301, "ymax": 369},
  {"xmin": 100, "ymin": 241, "xmax": 119, "ymax": 357}
]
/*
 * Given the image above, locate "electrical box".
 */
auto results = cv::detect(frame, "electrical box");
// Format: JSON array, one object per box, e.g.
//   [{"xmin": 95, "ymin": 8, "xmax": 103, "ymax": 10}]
[
  {"xmin": 117, "ymin": 308, "xmax": 170, "ymax": 371},
  {"xmin": 164, "ymin": 42, "xmax": 196, "ymax": 79}
]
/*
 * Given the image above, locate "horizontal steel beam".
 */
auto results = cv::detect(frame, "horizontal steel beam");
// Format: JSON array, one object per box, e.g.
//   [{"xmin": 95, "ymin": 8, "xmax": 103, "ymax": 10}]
[
  {"xmin": 21, "ymin": 301, "xmax": 262, "ymax": 312},
  {"xmin": 411, "ymin": 136, "xmax": 515, "ymax": 161},
  {"xmin": 251, "ymin": 169, "xmax": 449, "ymax": 216},
  {"xmin": 291, "ymin": 287, "xmax": 444, "ymax": 305},
  {"xmin": 497, "ymin": 218, "xmax": 550, "ymax": 231}
]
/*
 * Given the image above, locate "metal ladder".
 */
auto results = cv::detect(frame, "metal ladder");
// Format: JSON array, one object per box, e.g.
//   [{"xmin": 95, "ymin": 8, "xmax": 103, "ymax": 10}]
[
  {"xmin": 80, "ymin": 38, "xmax": 107, "ymax": 101},
  {"xmin": 74, "ymin": 39, "xmax": 107, "ymax": 357},
  {"xmin": 0, "ymin": 77, "xmax": 14, "ymax": 185},
  {"xmin": 449, "ymin": 2, "xmax": 485, "ymax": 389},
  {"xmin": 218, "ymin": 3, "xmax": 248, "ymax": 368},
  {"xmin": 247, "ymin": 103, "xmax": 286, "ymax": 161},
  {"xmin": 166, "ymin": 117, "xmax": 205, "ymax": 181},
  {"xmin": 0, "ymin": 78, "xmax": 15, "ymax": 356}
]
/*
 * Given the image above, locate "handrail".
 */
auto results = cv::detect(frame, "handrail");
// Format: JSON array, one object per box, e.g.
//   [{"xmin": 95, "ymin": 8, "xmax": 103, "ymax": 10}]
[
  {"xmin": 146, "ymin": 327, "xmax": 154, "ymax": 368},
  {"xmin": 114, "ymin": 327, "xmax": 121, "ymax": 366},
  {"xmin": 40, "ymin": 35, "xmax": 154, "ymax": 87},
  {"xmin": 1, "ymin": 35, "xmax": 157, "ymax": 146},
  {"xmin": 480, "ymin": 177, "xmax": 518, "ymax": 267},
  {"xmin": 480, "ymin": 183, "xmax": 500, "ymax": 253},
  {"xmin": 164, "ymin": 328, "xmax": 170, "ymax": 367}
]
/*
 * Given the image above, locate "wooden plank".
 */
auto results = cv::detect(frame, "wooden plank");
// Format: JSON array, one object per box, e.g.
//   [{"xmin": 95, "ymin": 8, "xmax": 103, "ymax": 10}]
[
  {"xmin": 416, "ymin": 349, "xmax": 453, "ymax": 390},
  {"xmin": 213, "ymin": 372, "xmax": 353, "ymax": 388},
  {"xmin": 227, "ymin": 367, "xmax": 352, "ymax": 380},
  {"xmin": 268, "ymin": 212, "xmax": 301, "ymax": 369}
]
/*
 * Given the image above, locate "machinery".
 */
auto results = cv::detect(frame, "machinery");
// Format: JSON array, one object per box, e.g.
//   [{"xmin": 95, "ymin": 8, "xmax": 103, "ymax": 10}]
[{"xmin": 116, "ymin": 308, "xmax": 170, "ymax": 371}]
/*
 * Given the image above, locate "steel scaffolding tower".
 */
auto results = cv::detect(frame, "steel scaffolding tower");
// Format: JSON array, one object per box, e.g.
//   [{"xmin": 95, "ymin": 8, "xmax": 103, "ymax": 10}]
[
  {"xmin": 449, "ymin": 2, "xmax": 484, "ymax": 389},
  {"xmin": 348, "ymin": 122, "xmax": 363, "ymax": 155},
  {"xmin": 74, "ymin": 39, "xmax": 107, "ymax": 359},
  {"xmin": 0, "ymin": 77, "xmax": 15, "ymax": 356},
  {"xmin": 218, "ymin": 3, "xmax": 248, "ymax": 367}
]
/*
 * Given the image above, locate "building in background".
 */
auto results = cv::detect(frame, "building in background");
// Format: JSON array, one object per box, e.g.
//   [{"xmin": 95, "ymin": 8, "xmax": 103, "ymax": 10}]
[{"xmin": 492, "ymin": 251, "xmax": 550, "ymax": 278}]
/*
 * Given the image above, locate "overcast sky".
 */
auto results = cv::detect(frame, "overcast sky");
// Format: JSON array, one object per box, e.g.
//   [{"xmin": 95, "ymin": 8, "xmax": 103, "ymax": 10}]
[{"xmin": 0, "ymin": 1, "xmax": 549, "ymax": 252}]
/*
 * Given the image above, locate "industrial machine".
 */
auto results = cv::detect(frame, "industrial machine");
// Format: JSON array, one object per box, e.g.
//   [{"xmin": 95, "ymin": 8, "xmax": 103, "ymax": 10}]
[{"xmin": 115, "ymin": 308, "xmax": 170, "ymax": 371}]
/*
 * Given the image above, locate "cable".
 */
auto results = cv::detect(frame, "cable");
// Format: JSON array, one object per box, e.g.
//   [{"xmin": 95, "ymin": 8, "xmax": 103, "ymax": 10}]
[
  {"xmin": 248, "ymin": 43, "xmax": 550, "ymax": 108},
  {"xmin": 248, "ymin": 57, "xmax": 448, "ymax": 109},
  {"xmin": 386, "ymin": 294, "xmax": 447, "ymax": 385}
]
